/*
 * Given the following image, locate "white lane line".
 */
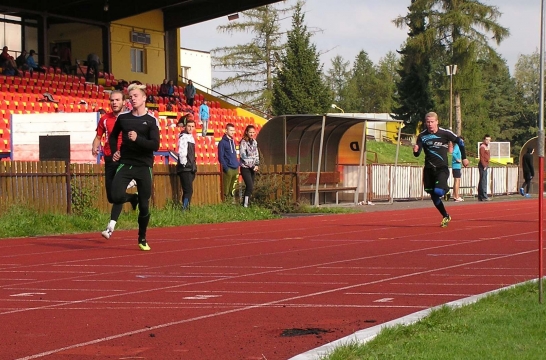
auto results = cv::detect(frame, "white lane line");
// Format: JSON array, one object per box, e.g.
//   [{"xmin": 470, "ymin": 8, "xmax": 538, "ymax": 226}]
[
  {"xmin": 276, "ymin": 273, "xmax": 392, "ymax": 276},
  {"xmin": 15, "ymin": 247, "xmax": 535, "ymax": 360},
  {"xmin": 0, "ymin": 270, "xmax": 96, "ymax": 274},
  {"xmin": 165, "ymin": 290, "xmax": 299, "ymax": 294},
  {"xmin": 318, "ymin": 266, "xmax": 426, "ymax": 270},
  {"xmin": 53, "ymin": 264, "xmax": 148, "ymax": 268},
  {"xmin": 226, "ymin": 281, "xmax": 350, "ymax": 285},
  {"xmin": 345, "ymin": 292, "xmax": 473, "ymax": 296},
  {"xmin": 428, "ymin": 253, "xmax": 511, "ymax": 256},
  {"xmin": 0, "ymin": 279, "xmax": 38, "ymax": 281},
  {"xmin": 3, "ymin": 288, "xmax": 125, "ymax": 292},
  {"xmin": 390, "ymin": 282, "xmax": 511, "ymax": 286},
  {"xmin": 431, "ymin": 274, "xmax": 534, "ymax": 277}
]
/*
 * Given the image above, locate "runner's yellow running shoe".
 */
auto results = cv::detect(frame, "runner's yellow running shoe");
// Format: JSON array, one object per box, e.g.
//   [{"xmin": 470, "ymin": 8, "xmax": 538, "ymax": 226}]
[{"xmin": 441, "ymin": 215, "xmax": 451, "ymax": 228}]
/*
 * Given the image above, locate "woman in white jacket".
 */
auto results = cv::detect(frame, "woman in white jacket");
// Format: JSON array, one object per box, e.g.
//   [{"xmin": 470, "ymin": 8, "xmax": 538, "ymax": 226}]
[{"xmin": 176, "ymin": 120, "xmax": 197, "ymax": 210}]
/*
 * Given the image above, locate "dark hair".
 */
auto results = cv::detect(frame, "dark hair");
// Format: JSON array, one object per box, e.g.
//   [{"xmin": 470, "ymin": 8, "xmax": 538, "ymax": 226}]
[
  {"xmin": 29, "ymin": 50, "xmax": 36, "ymax": 55},
  {"xmin": 186, "ymin": 120, "xmax": 195, "ymax": 126},
  {"xmin": 527, "ymin": 147, "xmax": 534, "ymax": 154},
  {"xmin": 241, "ymin": 125, "xmax": 256, "ymax": 144},
  {"xmin": 483, "ymin": 134, "xmax": 490, "ymax": 139},
  {"xmin": 225, "ymin": 123, "xmax": 235, "ymax": 130}
]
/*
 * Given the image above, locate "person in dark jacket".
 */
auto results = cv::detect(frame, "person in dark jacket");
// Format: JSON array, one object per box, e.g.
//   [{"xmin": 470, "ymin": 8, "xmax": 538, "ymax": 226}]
[
  {"xmin": 218, "ymin": 123, "xmax": 239, "ymax": 200},
  {"xmin": 520, "ymin": 147, "xmax": 535, "ymax": 198},
  {"xmin": 176, "ymin": 120, "xmax": 197, "ymax": 210}
]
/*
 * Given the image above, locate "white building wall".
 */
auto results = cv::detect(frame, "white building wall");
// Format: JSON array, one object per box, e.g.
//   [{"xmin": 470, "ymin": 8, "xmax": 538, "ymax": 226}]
[{"xmin": 180, "ymin": 47, "xmax": 211, "ymax": 93}]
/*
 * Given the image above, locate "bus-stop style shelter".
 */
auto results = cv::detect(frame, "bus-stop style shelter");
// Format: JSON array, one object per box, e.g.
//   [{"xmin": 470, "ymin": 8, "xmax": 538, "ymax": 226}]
[{"xmin": 257, "ymin": 114, "xmax": 405, "ymax": 205}]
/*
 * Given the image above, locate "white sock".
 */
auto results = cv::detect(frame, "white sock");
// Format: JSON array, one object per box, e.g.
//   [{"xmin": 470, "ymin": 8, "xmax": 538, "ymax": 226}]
[{"xmin": 108, "ymin": 220, "xmax": 117, "ymax": 231}]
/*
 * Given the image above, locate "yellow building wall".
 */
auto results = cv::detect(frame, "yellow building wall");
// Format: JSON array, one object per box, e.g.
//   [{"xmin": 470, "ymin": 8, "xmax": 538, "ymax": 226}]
[
  {"xmin": 47, "ymin": 23, "xmax": 102, "ymax": 67},
  {"xmin": 110, "ymin": 10, "xmax": 166, "ymax": 84}
]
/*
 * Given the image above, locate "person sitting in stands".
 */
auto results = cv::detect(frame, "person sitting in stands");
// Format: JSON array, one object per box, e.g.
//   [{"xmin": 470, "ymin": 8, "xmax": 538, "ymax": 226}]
[
  {"xmin": 158, "ymin": 79, "xmax": 169, "ymax": 97},
  {"xmin": 26, "ymin": 50, "xmax": 45, "ymax": 73},
  {"xmin": 1, "ymin": 46, "xmax": 19, "ymax": 75},
  {"xmin": 15, "ymin": 50, "xmax": 28, "ymax": 70},
  {"xmin": 167, "ymin": 80, "xmax": 176, "ymax": 98}
]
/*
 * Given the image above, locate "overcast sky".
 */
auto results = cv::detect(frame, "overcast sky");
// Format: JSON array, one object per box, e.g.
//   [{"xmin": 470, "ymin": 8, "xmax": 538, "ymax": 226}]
[{"xmin": 180, "ymin": 0, "xmax": 541, "ymax": 76}]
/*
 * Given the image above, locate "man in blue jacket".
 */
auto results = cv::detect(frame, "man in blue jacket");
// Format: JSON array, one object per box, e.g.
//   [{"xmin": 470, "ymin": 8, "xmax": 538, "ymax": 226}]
[{"xmin": 218, "ymin": 123, "xmax": 239, "ymax": 199}]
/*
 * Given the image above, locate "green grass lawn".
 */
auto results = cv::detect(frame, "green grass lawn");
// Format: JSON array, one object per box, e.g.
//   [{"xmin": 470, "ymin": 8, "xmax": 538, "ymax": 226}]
[{"xmin": 321, "ymin": 280, "xmax": 546, "ymax": 360}]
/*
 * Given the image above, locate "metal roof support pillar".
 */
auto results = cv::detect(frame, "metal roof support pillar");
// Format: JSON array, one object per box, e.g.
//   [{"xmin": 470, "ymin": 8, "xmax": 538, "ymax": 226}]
[
  {"xmin": 355, "ymin": 121, "xmax": 367, "ymax": 205},
  {"xmin": 314, "ymin": 115, "xmax": 326, "ymax": 206}
]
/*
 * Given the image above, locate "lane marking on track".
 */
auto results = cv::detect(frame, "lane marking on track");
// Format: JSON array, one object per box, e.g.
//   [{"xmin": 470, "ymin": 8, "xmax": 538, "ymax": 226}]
[
  {"xmin": 390, "ymin": 282, "xmax": 514, "ymax": 286},
  {"xmin": 276, "ymin": 273, "xmax": 392, "ymax": 276},
  {"xmin": 182, "ymin": 294, "xmax": 222, "ymax": 300},
  {"xmin": 0, "ymin": 270, "xmax": 97, "ymax": 274},
  {"xmin": 10, "ymin": 292, "xmax": 46, "ymax": 297},
  {"xmin": 15, "ymin": 248, "xmax": 535, "ymax": 360},
  {"xmin": 428, "ymin": 253, "xmax": 511, "ymax": 256},
  {"xmin": 3, "ymin": 288, "xmax": 125, "ymax": 292},
  {"xmin": 165, "ymin": 290, "xmax": 299, "ymax": 294},
  {"xmin": 346, "ymin": 292, "xmax": 473, "ymax": 296},
  {"xmin": 373, "ymin": 298, "xmax": 394, "ymax": 303},
  {"xmin": 431, "ymin": 273, "xmax": 534, "ymax": 277}
]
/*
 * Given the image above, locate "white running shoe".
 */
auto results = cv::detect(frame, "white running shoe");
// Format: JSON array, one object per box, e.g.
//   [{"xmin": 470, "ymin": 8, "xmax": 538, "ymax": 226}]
[
  {"xmin": 454, "ymin": 197, "xmax": 464, "ymax": 202},
  {"xmin": 101, "ymin": 228, "xmax": 113, "ymax": 240}
]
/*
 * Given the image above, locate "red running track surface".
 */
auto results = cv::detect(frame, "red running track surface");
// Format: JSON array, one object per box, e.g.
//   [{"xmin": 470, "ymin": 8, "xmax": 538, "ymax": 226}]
[{"xmin": 1, "ymin": 199, "xmax": 543, "ymax": 359}]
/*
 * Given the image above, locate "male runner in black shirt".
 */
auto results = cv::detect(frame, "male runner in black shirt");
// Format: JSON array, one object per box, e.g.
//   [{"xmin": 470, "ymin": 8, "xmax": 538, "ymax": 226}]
[
  {"xmin": 414, "ymin": 112, "xmax": 469, "ymax": 227},
  {"xmin": 109, "ymin": 83, "xmax": 160, "ymax": 250}
]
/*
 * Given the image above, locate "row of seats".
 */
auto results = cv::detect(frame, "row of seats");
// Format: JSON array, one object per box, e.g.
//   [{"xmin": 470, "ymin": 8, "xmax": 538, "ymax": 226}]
[
  {"xmin": 0, "ymin": 72, "xmax": 86, "ymax": 84},
  {"xmin": 0, "ymin": 83, "xmax": 108, "ymax": 100}
]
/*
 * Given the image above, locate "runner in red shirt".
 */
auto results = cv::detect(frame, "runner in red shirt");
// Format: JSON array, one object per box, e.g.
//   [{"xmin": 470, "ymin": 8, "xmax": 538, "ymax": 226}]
[{"xmin": 92, "ymin": 90, "xmax": 138, "ymax": 239}]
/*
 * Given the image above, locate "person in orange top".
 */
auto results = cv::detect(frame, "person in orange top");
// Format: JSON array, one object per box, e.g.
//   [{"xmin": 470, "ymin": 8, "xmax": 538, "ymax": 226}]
[
  {"xmin": 478, "ymin": 134, "xmax": 491, "ymax": 201},
  {"xmin": 92, "ymin": 90, "xmax": 138, "ymax": 239}
]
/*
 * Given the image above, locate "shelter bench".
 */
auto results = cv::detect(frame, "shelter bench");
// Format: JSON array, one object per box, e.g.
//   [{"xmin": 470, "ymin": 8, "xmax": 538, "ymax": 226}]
[{"xmin": 299, "ymin": 171, "xmax": 357, "ymax": 204}]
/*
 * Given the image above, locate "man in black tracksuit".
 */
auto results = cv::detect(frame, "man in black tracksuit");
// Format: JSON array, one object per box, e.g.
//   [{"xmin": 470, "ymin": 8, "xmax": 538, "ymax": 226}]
[
  {"xmin": 520, "ymin": 147, "xmax": 535, "ymax": 198},
  {"xmin": 109, "ymin": 83, "xmax": 160, "ymax": 251}
]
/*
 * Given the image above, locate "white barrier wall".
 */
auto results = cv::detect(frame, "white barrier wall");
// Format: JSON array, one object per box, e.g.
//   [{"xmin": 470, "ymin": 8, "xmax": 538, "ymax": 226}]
[{"xmin": 11, "ymin": 112, "xmax": 98, "ymax": 163}]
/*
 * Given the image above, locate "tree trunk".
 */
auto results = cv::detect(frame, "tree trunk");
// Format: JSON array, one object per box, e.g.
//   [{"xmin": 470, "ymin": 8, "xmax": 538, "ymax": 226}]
[{"xmin": 454, "ymin": 92, "xmax": 462, "ymax": 135}]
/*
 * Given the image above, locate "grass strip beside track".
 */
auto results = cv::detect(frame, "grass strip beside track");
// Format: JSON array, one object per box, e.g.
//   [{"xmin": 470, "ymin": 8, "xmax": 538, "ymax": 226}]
[{"xmin": 321, "ymin": 280, "xmax": 546, "ymax": 360}]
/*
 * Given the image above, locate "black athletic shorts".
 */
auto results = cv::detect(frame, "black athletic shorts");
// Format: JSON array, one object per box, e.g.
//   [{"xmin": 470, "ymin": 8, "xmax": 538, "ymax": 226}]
[
  {"xmin": 452, "ymin": 169, "xmax": 461, "ymax": 179},
  {"xmin": 423, "ymin": 167, "xmax": 450, "ymax": 193}
]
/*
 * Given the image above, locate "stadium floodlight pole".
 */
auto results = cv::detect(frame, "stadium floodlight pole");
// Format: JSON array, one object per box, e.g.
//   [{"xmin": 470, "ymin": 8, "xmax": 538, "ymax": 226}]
[{"xmin": 538, "ymin": 0, "xmax": 545, "ymax": 304}]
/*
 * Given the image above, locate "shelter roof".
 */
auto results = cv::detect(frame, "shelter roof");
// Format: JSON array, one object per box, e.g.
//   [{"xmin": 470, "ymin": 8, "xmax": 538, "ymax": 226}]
[{"xmin": 0, "ymin": 0, "xmax": 281, "ymax": 30}]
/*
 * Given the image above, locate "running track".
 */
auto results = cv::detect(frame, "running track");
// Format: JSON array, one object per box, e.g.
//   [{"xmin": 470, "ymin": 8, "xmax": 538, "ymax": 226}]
[{"xmin": 1, "ymin": 199, "xmax": 543, "ymax": 360}]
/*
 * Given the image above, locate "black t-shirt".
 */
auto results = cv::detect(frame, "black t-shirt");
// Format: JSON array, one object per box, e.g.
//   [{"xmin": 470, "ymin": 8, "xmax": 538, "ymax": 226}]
[
  {"xmin": 109, "ymin": 111, "xmax": 160, "ymax": 168},
  {"xmin": 415, "ymin": 128, "xmax": 466, "ymax": 169}
]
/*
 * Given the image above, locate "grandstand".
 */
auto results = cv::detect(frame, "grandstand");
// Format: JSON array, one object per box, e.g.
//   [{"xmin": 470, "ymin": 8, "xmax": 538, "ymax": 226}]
[
  {"xmin": 0, "ymin": 0, "xmax": 273, "ymax": 164},
  {"xmin": 0, "ymin": 62, "xmax": 265, "ymax": 165}
]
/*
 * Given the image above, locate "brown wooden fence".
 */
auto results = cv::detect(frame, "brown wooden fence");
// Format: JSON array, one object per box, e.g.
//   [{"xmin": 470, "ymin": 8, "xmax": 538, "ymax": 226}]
[{"xmin": 0, "ymin": 161, "xmax": 298, "ymax": 214}]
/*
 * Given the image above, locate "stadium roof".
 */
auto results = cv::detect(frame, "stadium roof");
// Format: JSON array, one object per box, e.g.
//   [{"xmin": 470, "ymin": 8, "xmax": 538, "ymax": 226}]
[{"xmin": 0, "ymin": 0, "xmax": 282, "ymax": 30}]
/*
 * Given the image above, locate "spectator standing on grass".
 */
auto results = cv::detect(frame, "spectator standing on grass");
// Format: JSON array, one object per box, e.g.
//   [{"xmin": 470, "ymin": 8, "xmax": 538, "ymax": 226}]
[
  {"xmin": 413, "ymin": 112, "xmax": 468, "ymax": 227},
  {"xmin": 109, "ymin": 83, "xmax": 160, "ymax": 251},
  {"xmin": 239, "ymin": 125, "xmax": 259, "ymax": 207},
  {"xmin": 478, "ymin": 134, "xmax": 491, "ymax": 201},
  {"xmin": 199, "ymin": 100, "xmax": 210, "ymax": 137},
  {"xmin": 450, "ymin": 137, "xmax": 464, "ymax": 202},
  {"xmin": 176, "ymin": 120, "xmax": 197, "ymax": 210},
  {"xmin": 184, "ymin": 80, "xmax": 196, "ymax": 107},
  {"xmin": 218, "ymin": 123, "xmax": 239, "ymax": 200},
  {"xmin": 92, "ymin": 90, "xmax": 139, "ymax": 240},
  {"xmin": 520, "ymin": 147, "xmax": 535, "ymax": 198}
]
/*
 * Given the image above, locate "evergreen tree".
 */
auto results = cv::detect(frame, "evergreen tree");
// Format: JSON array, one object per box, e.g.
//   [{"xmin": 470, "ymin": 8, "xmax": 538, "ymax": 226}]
[
  {"xmin": 392, "ymin": 0, "xmax": 435, "ymax": 133},
  {"xmin": 394, "ymin": 0, "xmax": 509, "ymax": 135},
  {"xmin": 325, "ymin": 55, "xmax": 351, "ymax": 106},
  {"xmin": 375, "ymin": 51, "xmax": 400, "ymax": 114},
  {"xmin": 272, "ymin": 1, "xmax": 331, "ymax": 115},
  {"xmin": 343, "ymin": 51, "xmax": 380, "ymax": 113},
  {"xmin": 212, "ymin": 3, "xmax": 295, "ymax": 115}
]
